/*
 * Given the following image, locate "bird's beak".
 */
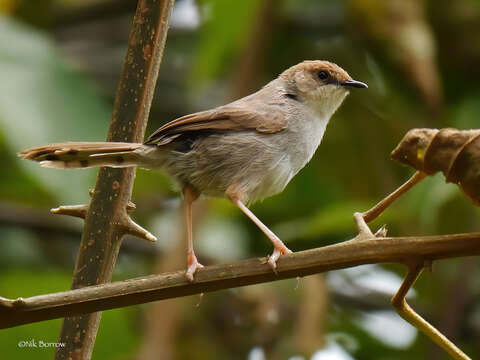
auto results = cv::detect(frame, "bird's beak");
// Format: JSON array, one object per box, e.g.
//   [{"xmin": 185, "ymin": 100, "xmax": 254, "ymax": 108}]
[{"xmin": 341, "ymin": 79, "xmax": 368, "ymax": 89}]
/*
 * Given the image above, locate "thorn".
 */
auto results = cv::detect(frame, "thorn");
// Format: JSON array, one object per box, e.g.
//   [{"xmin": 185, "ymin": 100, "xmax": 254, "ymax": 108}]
[
  {"xmin": 374, "ymin": 225, "xmax": 388, "ymax": 238},
  {"xmin": 123, "ymin": 217, "xmax": 157, "ymax": 242},
  {"xmin": 126, "ymin": 201, "xmax": 136, "ymax": 213},
  {"xmin": 12, "ymin": 297, "xmax": 26, "ymax": 307},
  {"xmin": 51, "ymin": 204, "xmax": 88, "ymax": 219}
]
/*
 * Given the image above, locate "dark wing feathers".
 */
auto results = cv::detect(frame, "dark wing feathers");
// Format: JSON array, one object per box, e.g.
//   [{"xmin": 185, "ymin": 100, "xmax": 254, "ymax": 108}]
[{"xmin": 144, "ymin": 106, "xmax": 287, "ymax": 145}]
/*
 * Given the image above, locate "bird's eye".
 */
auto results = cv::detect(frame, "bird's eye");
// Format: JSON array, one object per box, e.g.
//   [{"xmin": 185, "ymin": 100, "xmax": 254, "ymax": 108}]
[{"xmin": 318, "ymin": 71, "xmax": 329, "ymax": 80}]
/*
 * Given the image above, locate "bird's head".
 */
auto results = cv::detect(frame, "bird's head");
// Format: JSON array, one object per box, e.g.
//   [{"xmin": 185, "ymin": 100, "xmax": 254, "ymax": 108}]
[{"xmin": 281, "ymin": 60, "xmax": 367, "ymax": 118}]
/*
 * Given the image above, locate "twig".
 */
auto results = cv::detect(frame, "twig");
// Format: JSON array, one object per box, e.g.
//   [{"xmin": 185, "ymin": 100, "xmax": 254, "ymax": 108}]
[
  {"xmin": 354, "ymin": 170, "xmax": 473, "ymax": 359},
  {"xmin": 361, "ymin": 171, "xmax": 427, "ymax": 223},
  {"xmin": 391, "ymin": 261, "xmax": 470, "ymax": 360},
  {"xmin": 1, "ymin": 232, "xmax": 479, "ymax": 329},
  {"xmin": 54, "ymin": 1, "xmax": 175, "ymax": 359},
  {"xmin": 0, "ymin": 201, "xmax": 81, "ymax": 239},
  {"xmin": 0, "ymin": 201, "xmax": 161, "ymax": 257}
]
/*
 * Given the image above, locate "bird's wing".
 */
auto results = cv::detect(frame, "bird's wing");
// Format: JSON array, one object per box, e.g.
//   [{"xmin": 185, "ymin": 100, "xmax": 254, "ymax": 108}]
[{"xmin": 144, "ymin": 105, "xmax": 287, "ymax": 145}]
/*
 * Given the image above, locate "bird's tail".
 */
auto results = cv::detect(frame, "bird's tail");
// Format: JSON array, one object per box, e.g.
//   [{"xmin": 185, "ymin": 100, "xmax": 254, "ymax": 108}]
[{"xmin": 18, "ymin": 142, "xmax": 159, "ymax": 169}]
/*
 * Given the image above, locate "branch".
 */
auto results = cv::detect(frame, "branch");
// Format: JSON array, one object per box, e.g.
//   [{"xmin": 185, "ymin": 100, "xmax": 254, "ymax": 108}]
[
  {"xmin": 1, "ymin": 232, "xmax": 479, "ymax": 329},
  {"xmin": 0, "ymin": 201, "xmax": 161, "ymax": 257},
  {"xmin": 54, "ymin": 1, "xmax": 175, "ymax": 358}
]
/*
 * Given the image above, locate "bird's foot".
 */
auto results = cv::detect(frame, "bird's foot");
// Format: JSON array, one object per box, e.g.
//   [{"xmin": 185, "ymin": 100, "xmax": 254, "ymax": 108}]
[
  {"xmin": 186, "ymin": 251, "xmax": 204, "ymax": 283},
  {"xmin": 267, "ymin": 242, "xmax": 292, "ymax": 273}
]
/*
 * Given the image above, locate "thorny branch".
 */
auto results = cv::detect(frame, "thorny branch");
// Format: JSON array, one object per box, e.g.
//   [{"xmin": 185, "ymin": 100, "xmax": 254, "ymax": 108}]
[
  {"xmin": 1, "ymin": 231, "xmax": 480, "ymax": 329},
  {"xmin": 0, "ymin": 201, "xmax": 161, "ymax": 257},
  {"xmin": 53, "ymin": 0, "xmax": 175, "ymax": 359},
  {"xmin": 354, "ymin": 168, "xmax": 475, "ymax": 360}
]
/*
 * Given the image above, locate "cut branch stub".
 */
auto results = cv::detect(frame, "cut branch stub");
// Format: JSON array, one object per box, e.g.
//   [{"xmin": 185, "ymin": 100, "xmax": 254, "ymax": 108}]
[
  {"xmin": 50, "ymin": 199, "xmax": 146, "ymax": 238},
  {"xmin": 51, "ymin": 204, "xmax": 88, "ymax": 219},
  {"xmin": 391, "ymin": 128, "xmax": 480, "ymax": 204},
  {"xmin": 119, "ymin": 215, "xmax": 157, "ymax": 242}
]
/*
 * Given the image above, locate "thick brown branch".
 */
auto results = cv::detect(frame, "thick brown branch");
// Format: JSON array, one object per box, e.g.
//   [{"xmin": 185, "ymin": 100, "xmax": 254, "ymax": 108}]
[
  {"xmin": 55, "ymin": 1, "xmax": 175, "ymax": 359},
  {"xmin": 1, "ymin": 232, "xmax": 479, "ymax": 329}
]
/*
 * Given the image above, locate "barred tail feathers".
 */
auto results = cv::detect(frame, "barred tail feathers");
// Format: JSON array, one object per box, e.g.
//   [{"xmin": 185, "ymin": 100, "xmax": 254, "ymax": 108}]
[{"xmin": 18, "ymin": 142, "xmax": 157, "ymax": 169}]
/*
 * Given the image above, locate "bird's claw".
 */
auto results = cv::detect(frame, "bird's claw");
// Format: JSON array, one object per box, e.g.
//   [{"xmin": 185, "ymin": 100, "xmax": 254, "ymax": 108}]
[
  {"xmin": 267, "ymin": 245, "xmax": 292, "ymax": 274},
  {"xmin": 186, "ymin": 252, "xmax": 204, "ymax": 282}
]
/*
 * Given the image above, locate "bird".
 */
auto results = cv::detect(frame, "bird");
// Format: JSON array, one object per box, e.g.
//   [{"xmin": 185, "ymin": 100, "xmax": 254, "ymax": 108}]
[{"xmin": 19, "ymin": 60, "xmax": 367, "ymax": 281}]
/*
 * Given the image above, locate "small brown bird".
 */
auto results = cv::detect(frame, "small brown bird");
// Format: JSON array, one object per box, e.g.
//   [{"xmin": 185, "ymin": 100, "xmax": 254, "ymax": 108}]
[{"xmin": 19, "ymin": 60, "xmax": 367, "ymax": 281}]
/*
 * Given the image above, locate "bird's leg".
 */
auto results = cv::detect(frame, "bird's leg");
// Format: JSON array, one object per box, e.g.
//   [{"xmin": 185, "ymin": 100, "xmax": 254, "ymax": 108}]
[
  {"xmin": 183, "ymin": 186, "xmax": 203, "ymax": 282},
  {"xmin": 392, "ymin": 261, "xmax": 470, "ymax": 360},
  {"xmin": 354, "ymin": 171, "xmax": 427, "ymax": 240},
  {"xmin": 227, "ymin": 193, "xmax": 292, "ymax": 272}
]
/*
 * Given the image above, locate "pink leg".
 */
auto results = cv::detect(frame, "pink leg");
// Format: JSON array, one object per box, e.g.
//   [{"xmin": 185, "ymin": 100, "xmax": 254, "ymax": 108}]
[
  {"xmin": 183, "ymin": 186, "xmax": 203, "ymax": 282},
  {"xmin": 227, "ymin": 193, "xmax": 292, "ymax": 272}
]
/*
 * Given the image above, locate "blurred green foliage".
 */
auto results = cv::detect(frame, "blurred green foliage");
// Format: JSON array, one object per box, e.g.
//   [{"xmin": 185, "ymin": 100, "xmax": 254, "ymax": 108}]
[
  {"xmin": 0, "ymin": 16, "xmax": 110, "ymax": 203},
  {"xmin": 0, "ymin": 269, "xmax": 139, "ymax": 360},
  {"xmin": 192, "ymin": 0, "xmax": 261, "ymax": 85}
]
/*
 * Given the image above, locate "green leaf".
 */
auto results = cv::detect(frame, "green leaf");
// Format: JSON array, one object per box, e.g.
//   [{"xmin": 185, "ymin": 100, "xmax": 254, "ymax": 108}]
[{"xmin": 0, "ymin": 16, "xmax": 111, "ymax": 203}]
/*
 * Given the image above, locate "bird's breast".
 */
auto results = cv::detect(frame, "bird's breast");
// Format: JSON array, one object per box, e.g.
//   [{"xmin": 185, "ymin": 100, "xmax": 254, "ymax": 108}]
[{"xmin": 285, "ymin": 110, "xmax": 330, "ymax": 175}]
